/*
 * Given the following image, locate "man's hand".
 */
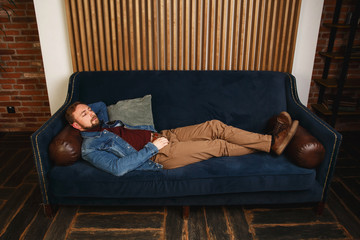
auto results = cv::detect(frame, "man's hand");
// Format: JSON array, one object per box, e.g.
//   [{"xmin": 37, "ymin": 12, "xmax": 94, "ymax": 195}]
[{"xmin": 152, "ymin": 137, "xmax": 169, "ymax": 150}]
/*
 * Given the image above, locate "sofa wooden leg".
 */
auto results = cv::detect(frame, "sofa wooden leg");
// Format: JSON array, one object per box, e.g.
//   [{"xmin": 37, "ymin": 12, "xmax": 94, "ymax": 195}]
[
  {"xmin": 43, "ymin": 204, "xmax": 57, "ymax": 218},
  {"xmin": 183, "ymin": 206, "xmax": 190, "ymax": 220}
]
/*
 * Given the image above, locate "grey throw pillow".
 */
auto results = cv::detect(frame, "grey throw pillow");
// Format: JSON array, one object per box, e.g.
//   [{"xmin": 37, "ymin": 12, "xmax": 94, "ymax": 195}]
[{"xmin": 107, "ymin": 95, "xmax": 154, "ymax": 126}]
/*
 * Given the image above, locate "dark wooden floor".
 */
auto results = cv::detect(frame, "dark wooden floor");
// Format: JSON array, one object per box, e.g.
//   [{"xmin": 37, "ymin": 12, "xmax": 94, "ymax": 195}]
[{"xmin": 0, "ymin": 131, "xmax": 359, "ymax": 240}]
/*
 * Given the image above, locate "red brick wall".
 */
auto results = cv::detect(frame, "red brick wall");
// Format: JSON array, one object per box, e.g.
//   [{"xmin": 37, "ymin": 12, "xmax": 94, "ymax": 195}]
[
  {"xmin": 308, "ymin": 0, "xmax": 360, "ymax": 130},
  {"xmin": 0, "ymin": 0, "xmax": 50, "ymax": 132}
]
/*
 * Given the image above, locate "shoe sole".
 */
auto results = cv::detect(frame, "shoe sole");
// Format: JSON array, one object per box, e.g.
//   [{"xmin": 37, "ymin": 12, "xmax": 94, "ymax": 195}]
[{"xmin": 274, "ymin": 120, "xmax": 299, "ymax": 155}]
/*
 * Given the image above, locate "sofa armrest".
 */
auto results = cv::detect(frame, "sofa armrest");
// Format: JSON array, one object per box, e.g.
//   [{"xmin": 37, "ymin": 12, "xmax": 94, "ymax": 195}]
[
  {"xmin": 285, "ymin": 73, "xmax": 342, "ymax": 202},
  {"xmin": 30, "ymin": 73, "xmax": 81, "ymax": 205},
  {"xmin": 31, "ymin": 107, "xmax": 68, "ymax": 205}
]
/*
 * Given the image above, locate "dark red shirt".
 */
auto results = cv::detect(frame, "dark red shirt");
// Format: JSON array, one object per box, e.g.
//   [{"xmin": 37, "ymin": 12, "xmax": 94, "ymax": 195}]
[{"xmin": 88, "ymin": 125, "xmax": 152, "ymax": 151}]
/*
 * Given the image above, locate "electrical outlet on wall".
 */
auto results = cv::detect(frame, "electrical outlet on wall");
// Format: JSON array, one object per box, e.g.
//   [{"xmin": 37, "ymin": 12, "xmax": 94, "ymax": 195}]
[{"xmin": 7, "ymin": 106, "xmax": 15, "ymax": 113}]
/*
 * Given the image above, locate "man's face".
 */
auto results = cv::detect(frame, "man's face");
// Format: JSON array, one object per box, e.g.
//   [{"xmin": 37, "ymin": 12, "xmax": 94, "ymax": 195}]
[{"xmin": 71, "ymin": 104, "xmax": 100, "ymax": 131}]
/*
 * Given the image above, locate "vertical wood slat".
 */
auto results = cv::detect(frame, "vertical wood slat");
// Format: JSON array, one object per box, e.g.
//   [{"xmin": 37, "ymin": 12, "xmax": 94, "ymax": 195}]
[
  {"xmin": 83, "ymin": 0, "xmax": 94, "ymax": 71},
  {"xmin": 225, "ymin": 0, "xmax": 234, "ymax": 70},
  {"xmin": 127, "ymin": 0, "xmax": 136, "ymax": 70},
  {"xmin": 103, "ymin": 0, "xmax": 112, "ymax": 70},
  {"xmin": 201, "ymin": 0, "xmax": 209, "ymax": 70},
  {"xmin": 172, "ymin": 0, "xmax": 178, "ymax": 70},
  {"xmin": 208, "ymin": 0, "xmax": 216, "ymax": 70},
  {"xmin": 77, "ymin": 0, "xmax": 89, "ymax": 71},
  {"xmin": 116, "ymin": 0, "xmax": 124, "ymax": 70},
  {"xmin": 214, "ymin": 0, "xmax": 222, "ymax": 70},
  {"xmin": 166, "ymin": 0, "xmax": 172, "ymax": 70},
  {"xmin": 134, "ymin": 0, "xmax": 142, "ymax": 70},
  {"xmin": 140, "ymin": 0, "xmax": 147, "ymax": 70},
  {"xmin": 65, "ymin": 0, "xmax": 302, "ymax": 73},
  {"xmin": 231, "ymin": 0, "xmax": 241, "ymax": 70},
  {"xmin": 69, "ymin": 0, "xmax": 82, "ymax": 71},
  {"xmin": 109, "ymin": 0, "xmax": 118, "ymax": 71},
  {"xmin": 146, "ymin": 0, "xmax": 154, "ymax": 70},
  {"xmin": 178, "ymin": 0, "xmax": 184, "ymax": 70},
  {"xmin": 238, "ymin": 0, "xmax": 247, "ymax": 70},
  {"xmin": 64, "ymin": 0, "xmax": 77, "ymax": 72},
  {"xmin": 287, "ymin": 0, "xmax": 302, "ymax": 72},
  {"xmin": 152, "ymin": 0, "xmax": 159, "ymax": 70},
  {"xmin": 190, "ymin": 0, "xmax": 196, "ymax": 70},
  {"xmin": 121, "ymin": 0, "xmax": 130, "ymax": 70},
  {"xmin": 184, "ymin": 0, "xmax": 190, "ymax": 70},
  {"xmin": 159, "ymin": 0, "xmax": 165, "ymax": 70},
  {"xmin": 96, "ymin": 0, "xmax": 106, "ymax": 70},
  {"xmin": 261, "ymin": 0, "xmax": 271, "ymax": 70},
  {"xmin": 196, "ymin": 0, "xmax": 202, "ymax": 70},
  {"xmin": 89, "ymin": 0, "xmax": 100, "ymax": 71}
]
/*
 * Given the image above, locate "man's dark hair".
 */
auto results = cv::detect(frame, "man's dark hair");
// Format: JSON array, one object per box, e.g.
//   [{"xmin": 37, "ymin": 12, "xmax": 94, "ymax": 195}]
[{"xmin": 65, "ymin": 101, "xmax": 83, "ymax": 124}]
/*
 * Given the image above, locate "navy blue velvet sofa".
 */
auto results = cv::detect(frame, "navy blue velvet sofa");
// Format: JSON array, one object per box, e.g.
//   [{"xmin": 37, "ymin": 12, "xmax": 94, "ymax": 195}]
[{"xmin": 31, "ymin": 71, "xmax": 342, "ymax": 215}]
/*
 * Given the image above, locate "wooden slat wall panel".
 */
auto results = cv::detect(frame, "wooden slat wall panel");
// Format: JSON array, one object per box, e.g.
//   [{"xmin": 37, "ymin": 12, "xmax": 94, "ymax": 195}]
[{"xmin": 65, "ymin": 0, "xmax": 302, "ymax": 72}]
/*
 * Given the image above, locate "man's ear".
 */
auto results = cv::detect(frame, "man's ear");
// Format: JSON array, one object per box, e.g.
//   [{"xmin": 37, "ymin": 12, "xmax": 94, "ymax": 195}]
[{"xmin": 71, "ymin": 122, "xmax": 82, "ymax": 131}]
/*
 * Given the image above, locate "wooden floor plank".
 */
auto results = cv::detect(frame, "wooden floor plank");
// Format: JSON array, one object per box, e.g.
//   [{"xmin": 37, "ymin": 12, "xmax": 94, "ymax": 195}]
[
  {"xmin": 0, "ymin": 187, "xmax": 15, "ymax": 200},
  {"xmin": 67, "ymin": 229, "xmax": 161, "ymax": 240},
  {"xmin": 78, "ymin": 205, "xmax": 164, "ymax": 214},
  {"xmin": 335, "ymin": 157, "xmax": 359, "ymax": 169},
  {"xmin": 250, "ymin": 207, "xmax": 336, "ymax": 225},
  {"xmin": 331, "ymin": 181, "xmax": 360, "ymax": 219},
  {"xmin": 226, "ymin": 206, "xmax": 252, "ymax": 240},
  {"xmin": 0, "ymin": 151, "xmax": 4, "ymax": 165},
  {"xmin": 204, "ymin": 206, "xmax": 231, "ymax": 240},
  {"xmin": 0, "ymin": 149, "xmax": 20, "ymax": 170},
  {"xmin": 188, "ymin": 206, "xmax": 208, "ymax": 240},
  {"xmin": 334, "ymin": 166, "xmax": 360, "ymax": 178},
  {"xmin": 4, "ymin": 152, "xmax": 33, "ymax": 187},
  {"xmin": 0, "ymin": 150, "xmax": 29, "ymax": 185},
  {"xmin": 341, "ymin": 177, "xmax": 360, "ymax": 198},
  {"xmin": 73, "ymin": 213, "xmax": 164, "ymax": 229},
  {"xmin": 0, "ymin": 186, "xmax": 41, "ymax": 239},
  {"xmin": 254, "ymin": 223, "xmax": 349, "ymax": 240},
  {"xmin": 0, "ymin": 183, "xmax": 35, "ymax": 236},
  {"xmin": 327, "ymin": 190, "xmax": 360, "ymax": 238},
  {"xmin": 0, "ymin": 141, "xmax": 32, "ymax": 150},
  {"xmin": 0, "ymin": 132, "xmax": 32, "ymax": 150},
  {"xmin": 23, "ymin": 171, "xmax": 39, "ymax": 184},
  {"xmin": 43, "ymin": 206, "xmax": 78, "ymax": 240},
  {"xmin": 341, "ymin": 132, "xmax": 360, "ymax": 158},
  {"xmin": 164, "ymin": 207, "xmax": 184, "ymax": 240},
  {"xmin": 20, "ymin": 207, "xmax": 53, "ymax": 240}
]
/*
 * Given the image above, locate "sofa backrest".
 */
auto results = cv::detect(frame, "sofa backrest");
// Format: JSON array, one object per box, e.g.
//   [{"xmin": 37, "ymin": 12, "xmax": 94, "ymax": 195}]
[{"xmin": 73, "ymin": 71, "xmax": 289, "ymax": 133}]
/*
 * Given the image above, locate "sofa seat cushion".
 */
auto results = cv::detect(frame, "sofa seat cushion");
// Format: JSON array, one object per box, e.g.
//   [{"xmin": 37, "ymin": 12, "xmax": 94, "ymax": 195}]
[{"xmin": 49, "ymin": 153, "xmax": 316, "ymax": 199}]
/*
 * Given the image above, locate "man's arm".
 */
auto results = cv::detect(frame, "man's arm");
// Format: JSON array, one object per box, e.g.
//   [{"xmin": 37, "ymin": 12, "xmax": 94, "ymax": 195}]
[
  {"xmin": 88, "ymin": 101, "xmax": 109, "ymax": 122},
  {"xmin": 82, "ymin": 142, "xmax": 160, "ymax": 176}
]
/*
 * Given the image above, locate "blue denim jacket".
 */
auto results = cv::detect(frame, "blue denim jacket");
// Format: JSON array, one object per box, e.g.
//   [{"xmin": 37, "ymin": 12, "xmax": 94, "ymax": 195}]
[
  {"xmin": 80, "ymin": 102, "xmax": 163, "ymax": 176},
  {"xmin": 81, "ymin": 121, "xmax": 163, "ymax": 176}
]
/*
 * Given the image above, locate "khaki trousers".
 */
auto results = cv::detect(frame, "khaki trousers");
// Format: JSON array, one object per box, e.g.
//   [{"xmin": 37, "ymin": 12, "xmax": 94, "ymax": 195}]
[{"xmin": 153, "ymin": 120, "xmax": 272, "ymax": 169}]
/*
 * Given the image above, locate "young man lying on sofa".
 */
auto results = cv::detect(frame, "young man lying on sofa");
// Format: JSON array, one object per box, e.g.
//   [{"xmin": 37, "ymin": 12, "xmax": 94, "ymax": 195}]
[{"xmin": 65, "ymin": 101, "xmax": 299, "ymax": 177}]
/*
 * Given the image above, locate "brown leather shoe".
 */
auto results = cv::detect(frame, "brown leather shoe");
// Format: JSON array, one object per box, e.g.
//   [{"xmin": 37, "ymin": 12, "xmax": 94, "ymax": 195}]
[{"xmin": 271, "ymin": 112, "xmax": 299, "ymax": 155}]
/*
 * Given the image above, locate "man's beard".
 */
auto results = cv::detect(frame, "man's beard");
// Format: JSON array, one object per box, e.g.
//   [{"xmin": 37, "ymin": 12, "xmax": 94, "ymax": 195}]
[{"xmin": 78, "ymin": 117, "xmax": 100, "ymax": 130}]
